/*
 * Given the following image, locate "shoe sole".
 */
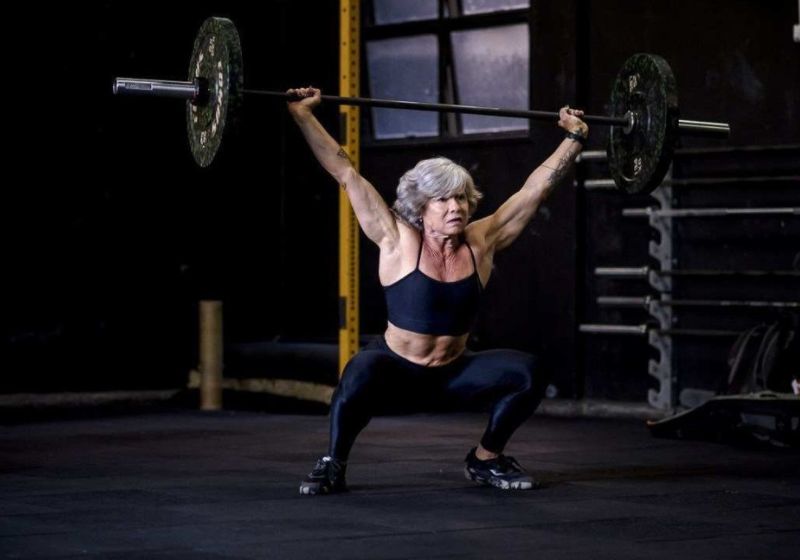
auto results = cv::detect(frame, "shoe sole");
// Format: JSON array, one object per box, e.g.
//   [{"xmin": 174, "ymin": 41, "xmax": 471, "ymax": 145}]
[{"xmin": 299, "ymin": 482, "xmax": 347, "ymax": 495}]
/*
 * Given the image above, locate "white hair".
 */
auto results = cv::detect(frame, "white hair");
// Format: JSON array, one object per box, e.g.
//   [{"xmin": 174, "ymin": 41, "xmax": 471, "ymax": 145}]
[{"xmin": 392, "ymin": 157, "xmax": 482, "ymax": 231}]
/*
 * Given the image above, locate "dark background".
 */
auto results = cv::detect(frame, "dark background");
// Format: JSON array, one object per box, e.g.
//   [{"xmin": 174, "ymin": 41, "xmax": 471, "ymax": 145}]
[{"xmin": 3, "ymin": 1, "xmax": 798, "ymax": 405}]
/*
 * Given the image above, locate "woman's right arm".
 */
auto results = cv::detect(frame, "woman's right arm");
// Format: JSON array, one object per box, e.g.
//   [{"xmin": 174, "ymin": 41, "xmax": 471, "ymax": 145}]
[{"xmin": 287, "ymin": 87, "xmax": 399, "ymax": 247}]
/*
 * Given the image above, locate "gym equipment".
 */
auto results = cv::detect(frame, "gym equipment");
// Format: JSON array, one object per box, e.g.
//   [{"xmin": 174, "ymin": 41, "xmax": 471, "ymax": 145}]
[{"xmin": 112, "ymin": 16, "xmax": 730, "ymax": 193}]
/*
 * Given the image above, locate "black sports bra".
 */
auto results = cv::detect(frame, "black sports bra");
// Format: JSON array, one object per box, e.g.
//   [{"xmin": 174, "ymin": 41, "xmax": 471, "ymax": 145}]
[{"xmin": 383, "ymin": 240, "xmax": 483, "ymax": 336}]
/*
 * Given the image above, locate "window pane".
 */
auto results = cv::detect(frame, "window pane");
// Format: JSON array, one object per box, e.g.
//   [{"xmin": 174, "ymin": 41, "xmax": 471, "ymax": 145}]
[
  {"xmin": 373, "ymin": 0, "xmax": 438, "ymax": 24},
  {"xmin": 462, "ymin": 0, "xmax": 530, "ymax": 15},
  {"xmin": 366, "ymin": 36, "xmax": 439, "ymax": 139},
  {"xmin": 451, "ymin": 24, "xmax": 529, "ymax": 134}
]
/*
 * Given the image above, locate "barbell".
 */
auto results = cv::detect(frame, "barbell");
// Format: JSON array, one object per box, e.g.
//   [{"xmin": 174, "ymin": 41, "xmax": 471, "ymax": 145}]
[{"xmin": 112, "ymin": 16, "xmax": 731, "ymax": 195}]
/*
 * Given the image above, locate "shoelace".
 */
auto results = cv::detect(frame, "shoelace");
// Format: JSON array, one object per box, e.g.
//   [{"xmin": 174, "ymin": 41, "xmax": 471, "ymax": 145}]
[
  {"xmin": 310, "ymin": 456, "xmax": 332, "ymax": 475},
  {"xmin": 311, "ymin": 456, "xmax": 345, "ymax": 476}
]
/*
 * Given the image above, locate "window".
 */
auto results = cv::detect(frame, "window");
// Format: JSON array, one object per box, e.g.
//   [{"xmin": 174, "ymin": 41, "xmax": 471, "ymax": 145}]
[
  {"xmin": 366, "ymin": 35, "xmax": 439, "ymax": 139},
  {"xmin": 451, "ymin": 24, "xmax": 529, "ymax": 134},
  {"xmin": 365, "ymin": 0, "xmax": 531, "ymax": 140}
]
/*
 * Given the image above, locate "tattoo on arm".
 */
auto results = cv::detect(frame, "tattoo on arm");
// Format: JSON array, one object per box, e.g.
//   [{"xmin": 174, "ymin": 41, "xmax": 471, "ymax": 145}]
[
  {"xmin": 337, "ymin": 147, "xmax": 353, "ymax": 190},
  {"xmin": 544, "ymin": 148, "xmax": 579, "ymax": 187},
  {"xmin": 337, "ymin": 147, "xmax": 352, "ymax": 163}
]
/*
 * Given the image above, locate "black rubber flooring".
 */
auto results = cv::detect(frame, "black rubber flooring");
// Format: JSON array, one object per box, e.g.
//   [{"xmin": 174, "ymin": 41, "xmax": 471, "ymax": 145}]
[{"xmin": 1, "ymin": 408, "xmax": 798, "ymax": 559}]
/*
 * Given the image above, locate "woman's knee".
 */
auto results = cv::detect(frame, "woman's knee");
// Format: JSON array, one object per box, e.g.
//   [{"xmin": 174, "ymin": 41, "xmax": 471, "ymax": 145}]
[{"xmin": 504, "ymin": 352, "xmax": 546, "ymax": 396}]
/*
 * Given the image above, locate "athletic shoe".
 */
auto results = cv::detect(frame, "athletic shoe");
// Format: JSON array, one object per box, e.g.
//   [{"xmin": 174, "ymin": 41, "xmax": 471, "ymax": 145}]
[
  {"xmin": 463, "ymin": 447, "xmax": 537, "ymax": 490},
  {"xmin": 299, "ymin": 456, "xmax": 348, "ymax": 495}
]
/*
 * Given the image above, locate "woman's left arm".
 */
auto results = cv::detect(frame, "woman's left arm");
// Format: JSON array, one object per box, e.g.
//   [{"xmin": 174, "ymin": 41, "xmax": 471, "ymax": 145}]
[{"xmin": 472, "ymin": 106, "xmax": 588, "ymax": 252}]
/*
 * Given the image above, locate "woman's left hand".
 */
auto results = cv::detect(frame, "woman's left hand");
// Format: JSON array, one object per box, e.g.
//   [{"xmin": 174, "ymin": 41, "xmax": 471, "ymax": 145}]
[{"xmin": 558, "ymin": 105, "xmax": 588, "ymax": 136}]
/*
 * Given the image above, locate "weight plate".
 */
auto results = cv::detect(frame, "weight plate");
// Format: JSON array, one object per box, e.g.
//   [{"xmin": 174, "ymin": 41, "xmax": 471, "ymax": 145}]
[
  {"xmin": 607, "ymin": 53, "xmax": 679, "ymax": 194},
  {"xmin": 186, "ymin": 17, "xmax": 243, "ymax": 168}
]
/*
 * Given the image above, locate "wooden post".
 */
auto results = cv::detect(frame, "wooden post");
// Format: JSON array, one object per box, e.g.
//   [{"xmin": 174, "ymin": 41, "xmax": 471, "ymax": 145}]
[{"xmin": 199, "ymin": 300, "xmax": 223, "ymax": 410}]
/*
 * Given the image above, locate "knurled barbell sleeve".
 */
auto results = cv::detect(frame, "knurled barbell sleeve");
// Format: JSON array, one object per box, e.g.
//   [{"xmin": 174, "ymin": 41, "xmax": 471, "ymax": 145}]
[{"xmin": 114, "ymin": 78, "xmax": 200, "ymax": 101}]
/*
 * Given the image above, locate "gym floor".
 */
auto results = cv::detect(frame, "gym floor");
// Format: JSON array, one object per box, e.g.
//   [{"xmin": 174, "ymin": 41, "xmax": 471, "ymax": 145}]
[{"xmin": 1, "ymin": 406, "xmax": 798, "ymax": 559}]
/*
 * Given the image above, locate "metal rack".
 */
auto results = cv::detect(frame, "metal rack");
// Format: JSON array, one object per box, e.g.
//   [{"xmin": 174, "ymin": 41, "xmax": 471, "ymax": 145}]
[{"xmin": 577, "ymin": 147, "xmax": 800, "ymax": 410}]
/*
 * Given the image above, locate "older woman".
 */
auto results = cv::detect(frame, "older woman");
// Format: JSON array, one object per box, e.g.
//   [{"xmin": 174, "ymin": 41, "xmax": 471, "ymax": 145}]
[{"xmin": 288, "ymin": 87, "xmax": 588, "ymax": 494}]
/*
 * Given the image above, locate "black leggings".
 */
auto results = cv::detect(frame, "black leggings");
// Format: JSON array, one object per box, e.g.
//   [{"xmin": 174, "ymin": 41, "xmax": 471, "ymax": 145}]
[{"xmin": 329, "ymin": 337, "xmax": 547, "ymax": 461}]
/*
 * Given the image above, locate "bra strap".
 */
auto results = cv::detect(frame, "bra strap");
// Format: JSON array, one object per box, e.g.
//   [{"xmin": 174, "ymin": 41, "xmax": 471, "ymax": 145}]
[{"xmin": 415, "ymin": 236, "xmax": 424, "ymax": 269}]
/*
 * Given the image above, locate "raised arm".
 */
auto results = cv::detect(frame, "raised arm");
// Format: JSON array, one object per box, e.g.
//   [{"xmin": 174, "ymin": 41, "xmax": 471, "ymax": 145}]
[
  {"xmin": 471, "ymin": 106, "xmax": 589, "ymax": 252},
  {"xmin": 287, "ymin": 87, "xmax": 399, "ymax": 247}
]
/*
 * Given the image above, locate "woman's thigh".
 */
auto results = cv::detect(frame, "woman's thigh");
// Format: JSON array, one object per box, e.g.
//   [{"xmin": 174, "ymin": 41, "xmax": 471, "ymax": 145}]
[{"xmin": 440, "ymin": 349, "xmax": 540, "ymax": 410}]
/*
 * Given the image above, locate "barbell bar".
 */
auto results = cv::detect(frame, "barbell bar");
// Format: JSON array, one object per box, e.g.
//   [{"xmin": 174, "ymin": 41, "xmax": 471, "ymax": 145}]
[
  {"xmin": 113, "ymin": 77, "xmax": 631, "ymax": 126},
  {"xmin": 111, "ymin": 16, "xmax": 732, "ymax": 194},
  {"xmin": 113, "ymin": 76, "xmax": 730, "ymax": 138}
]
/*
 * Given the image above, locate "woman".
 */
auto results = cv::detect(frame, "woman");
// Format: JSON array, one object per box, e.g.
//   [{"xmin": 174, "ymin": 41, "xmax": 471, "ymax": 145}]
[{"xmin": 287, "ymin": 87, "xmax": 588, "ymax": 494}]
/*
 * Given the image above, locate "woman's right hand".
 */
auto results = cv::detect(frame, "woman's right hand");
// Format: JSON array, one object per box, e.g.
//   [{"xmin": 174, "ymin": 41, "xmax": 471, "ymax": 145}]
[{"xmin": 287, "ymin": 86, "xmax": 321, "ymax": 115}]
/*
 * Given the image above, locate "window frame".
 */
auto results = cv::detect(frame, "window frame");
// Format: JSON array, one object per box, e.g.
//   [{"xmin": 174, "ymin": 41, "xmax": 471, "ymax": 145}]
[{"xmin": 362, "ymin": 1, "xmax": 533, "ymax": 146}]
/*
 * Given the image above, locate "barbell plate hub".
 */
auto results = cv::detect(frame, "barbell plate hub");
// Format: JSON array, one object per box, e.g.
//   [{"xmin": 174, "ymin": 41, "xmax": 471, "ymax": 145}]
[{"xmin": 622, "ymin": 111, "xmax": 635, "ymax": 134}]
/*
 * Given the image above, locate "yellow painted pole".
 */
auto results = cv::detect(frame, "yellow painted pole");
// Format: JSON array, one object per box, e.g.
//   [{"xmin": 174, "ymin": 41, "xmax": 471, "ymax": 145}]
[{"xmin": 338, "ymin": 0, "xmax": 360, "ymax": 375}]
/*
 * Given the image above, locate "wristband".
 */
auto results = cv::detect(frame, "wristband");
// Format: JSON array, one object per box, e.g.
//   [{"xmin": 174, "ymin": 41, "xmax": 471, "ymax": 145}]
[{"xmin": 565, "ymin": 130, "xmax": 587, "ymax": 147}]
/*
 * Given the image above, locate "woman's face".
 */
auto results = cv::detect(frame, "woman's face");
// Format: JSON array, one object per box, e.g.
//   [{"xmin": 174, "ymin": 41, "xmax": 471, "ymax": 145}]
[{"xmin": 421, "ymin": 189, "xmax": 469, "ymax": 236}]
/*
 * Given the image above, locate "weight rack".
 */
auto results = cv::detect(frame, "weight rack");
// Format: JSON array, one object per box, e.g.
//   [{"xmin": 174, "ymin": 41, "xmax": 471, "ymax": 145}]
[{"xmin": 577, "ymin": 146, "xmax": 800, "ymax": 411}]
